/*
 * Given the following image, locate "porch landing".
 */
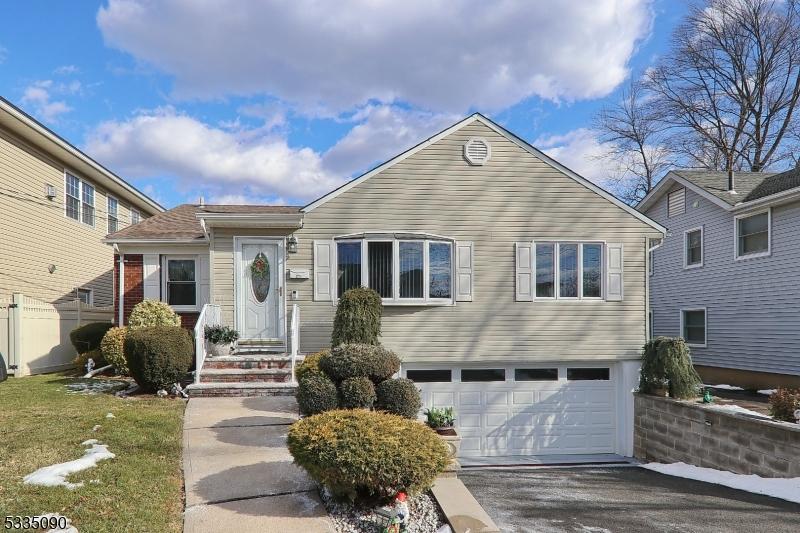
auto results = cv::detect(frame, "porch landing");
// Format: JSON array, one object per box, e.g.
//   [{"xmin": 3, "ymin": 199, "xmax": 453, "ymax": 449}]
[{"xmin": 186, "ymin": 352, "xmax": 302, "ymax": 397}]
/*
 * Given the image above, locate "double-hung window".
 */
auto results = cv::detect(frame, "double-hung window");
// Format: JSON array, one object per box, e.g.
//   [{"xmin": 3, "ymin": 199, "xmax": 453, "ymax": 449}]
[
  {"xmin": 65, "ymin": 172, "xmax": 97, "ymax": 227},
  {"xmin": 81, "ymin": 182, "xmax": 95, "ymax": 226},
  {"xmin": 130, "ymin": 209, "xmax": 141, "ymax": 225},
  {"xmin": 684, "ymin": 227, "xmax": 703, "ymax": 268},
  {"xmin": 681, "ymin": 308, "xmax": 706, "ymax": 347},
  {"xmin": 535, "ymin": 242, "xmax": 603, "ymax": 299},
  {"xmin": 335, "ymin": 238, "xmax": 453, "ymax": 304},
  {"xmin": 736, "ymin": 210, "xmax": 770, "ymax": 259},
  {"xmin": 165, "ymin": 257, "xmax": 197, "ymax": 309},
  {"xmin": 107, "ymin": 196, "xmax": 119, "ymax": 234}
]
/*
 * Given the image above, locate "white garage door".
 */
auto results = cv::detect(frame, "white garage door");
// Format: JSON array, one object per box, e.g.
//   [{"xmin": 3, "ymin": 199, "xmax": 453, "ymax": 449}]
[{"xmin": 408, "ymin": 365, "xmax": 617, "ymax": 457}]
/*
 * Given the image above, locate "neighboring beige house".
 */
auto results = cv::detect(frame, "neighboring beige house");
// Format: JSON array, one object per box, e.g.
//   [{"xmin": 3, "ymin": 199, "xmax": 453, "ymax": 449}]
[
  {"xmin": 0, "ymin": 96, "xmax": 162, "ymax": 375},
  {"xmin": 107, "ymin": 114, "xmax": 665, "ymax": 461}
]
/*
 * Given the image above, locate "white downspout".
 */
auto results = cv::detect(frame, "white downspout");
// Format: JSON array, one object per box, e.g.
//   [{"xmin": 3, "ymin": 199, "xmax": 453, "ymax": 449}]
[{"xmin": 116, "ymin": 247, "xmax": 125, "ymax": 325}]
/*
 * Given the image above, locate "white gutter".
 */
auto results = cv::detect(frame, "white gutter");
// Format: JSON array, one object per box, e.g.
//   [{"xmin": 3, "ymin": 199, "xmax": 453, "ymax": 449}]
[
  {"xmin": 103, "ymin": 238, "xmax": 208, "ymax": 245},
  {"xmin": 117, "ymin": 250, "xmax": 124, "ymax": 326},
  {"xmin": 731, "ymin": 187, "xmax": 800, "ymax": 213}
]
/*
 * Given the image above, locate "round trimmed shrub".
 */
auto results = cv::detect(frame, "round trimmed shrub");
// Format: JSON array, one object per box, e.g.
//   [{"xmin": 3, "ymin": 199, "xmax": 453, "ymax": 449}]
[
  {"xmin": 101, "ymin": 326, "xmax": 129, "ymax": 375},
  {"xmin": 296, "ymin": 349, "xmax": 330, "ymax": 382},
  {"xmin": 124, "ymin": 326, "xmax": 193, "ymax": 392},
  {"xmin": 128, "ymin": 299, "xmax": 181, "ymax": 329},
  {"xmin": 69, "ymin": 322, "xmax": 113, "ymax": 354},
  {"xmin": 331, "ymin": 287, "xmax": 382, "ymax": 346},
  {"xmin": 320, "ymin": 344, "xmax": 400, "ymax": 383},
  {"xmin": 288, "ymin": 410, "xmax": 449, "ymax": 502},
  {"xmin": 376, "ymin": 378, "xmax": 422, "ymax": 418},
  {"xmin": 296, "ymin": 373, "xmax": 339, "ymax": 415},
  {"xmin": 339, "ymin": 377, "xmax": 376, "ymax": 409}
]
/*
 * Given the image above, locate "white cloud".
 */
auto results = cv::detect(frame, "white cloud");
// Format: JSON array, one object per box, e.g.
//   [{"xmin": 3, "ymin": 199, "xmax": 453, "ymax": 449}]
[
  {"xmin": 54, "ymin": 65, "xmax": 80, "ymax": 75},
  {"xmin": 84, "ymin": 104, "xmax": 458, "ymax": 203},
  {"xmin": 97, "ymin": 0, "xmax": 653, "ymax": 113},
  {"xmin": 21, "ymin": 80, "xmax": 74, "ymax": 123},
  {"xmin": 535, "ymin": 128, "xmax": 616, "ymax": 185}
]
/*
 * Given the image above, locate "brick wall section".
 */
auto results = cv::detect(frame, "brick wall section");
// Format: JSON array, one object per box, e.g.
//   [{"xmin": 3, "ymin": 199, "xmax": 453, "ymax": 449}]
[
  {"xmin": 634, "ymin": 393, "xmax": 800, "ymax": 478},
  {"xmin": 113, "ymin": 254, "xmax": 144, "ymax": 325},
  {"xmin": 178, "ymin": 312, "xmax": 199, "ymax": 330}
]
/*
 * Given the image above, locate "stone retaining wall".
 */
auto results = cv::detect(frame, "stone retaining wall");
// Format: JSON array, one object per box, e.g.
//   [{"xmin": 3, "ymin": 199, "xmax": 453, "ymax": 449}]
[{"xmin": 634, "ymin": 393, "xmax": 800, "ymax": 478}]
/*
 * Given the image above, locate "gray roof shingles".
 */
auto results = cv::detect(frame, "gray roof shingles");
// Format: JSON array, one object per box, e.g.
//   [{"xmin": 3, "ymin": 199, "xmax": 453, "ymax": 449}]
[
  {"xmin": 106, "ymin": 204, "xmax": 301, "ymax": 240},
  {"xmin": 671, "ymin": 170, "xmax": 777, "ymax": 206}
]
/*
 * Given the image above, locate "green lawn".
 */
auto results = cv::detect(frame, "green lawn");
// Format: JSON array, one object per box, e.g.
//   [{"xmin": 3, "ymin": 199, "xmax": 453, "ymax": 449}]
[{"xmin": 0, "ymin": 374, "xmax": 185, "ymax": 532}]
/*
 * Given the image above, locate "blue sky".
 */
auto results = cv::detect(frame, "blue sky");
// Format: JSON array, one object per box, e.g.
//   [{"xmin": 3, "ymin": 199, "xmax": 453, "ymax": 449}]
[{"xmin": 0, "ymin": 1, "xmax": 687, "ymax": 209}]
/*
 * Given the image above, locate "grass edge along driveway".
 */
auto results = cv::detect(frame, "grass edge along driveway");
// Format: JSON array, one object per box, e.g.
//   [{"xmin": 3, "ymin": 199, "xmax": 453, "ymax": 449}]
[{"xmin": 0, "ymin": 374, "xmax": 185, "ymax": 533}]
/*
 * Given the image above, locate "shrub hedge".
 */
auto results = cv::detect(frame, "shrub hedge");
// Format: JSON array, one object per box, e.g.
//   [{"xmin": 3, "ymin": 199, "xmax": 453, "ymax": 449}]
[
  {"xmin": 639, "ymin": 337, "xmax": 701, "ymax": 399},
  {"xmin": 320, "ymin": 344, "xmax": 400, "ymax": 384},
  {"xmin": 297, "ymin": 372, "xmax": 339, "ymax": 416},
  {"xmin": 769, "ymin": 388, "xmax": 800, "ymax": 422},
  {"xmin": 124, "ymin": 326, "xmax": 193, "ymax": 392},
  {"xmin": 331, "ymin": 287, "xmax": 382, "ymax": 346},
  {"xmin": 69, "ymin": 322, "xmax": 113, "ymax": 354},
  {"xmin": 339, "ymin": 377, "xmax": 377, "ymax": 409},
  {"xmin": 376, "ymin": 378, "xmax": 421, "ymax": 418},
  {"xmin": 288, "ymin": 410, "xmax": 449, "ymax": 502},
  {"xmin": 101, "ymin": 326, "xmax": 129, "ymax": 375},
  {"xmin": 128, "ymin": 299, "xmax": 181, "ymax": 329},
  {"xmin": 296, "ymin": 349, "xmax": 330, "ymax": 382}
]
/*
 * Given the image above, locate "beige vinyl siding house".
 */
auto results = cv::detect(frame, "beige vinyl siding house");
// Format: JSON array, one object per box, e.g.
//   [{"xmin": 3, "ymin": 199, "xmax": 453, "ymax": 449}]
[{"xmin": 109, "ymin": 114, "xmax": 664, "ymax": 459}]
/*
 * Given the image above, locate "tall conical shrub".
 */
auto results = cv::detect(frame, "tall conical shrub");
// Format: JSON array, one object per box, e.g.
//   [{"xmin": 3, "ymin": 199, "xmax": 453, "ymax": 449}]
[
  {"xmin": 639, "ymin": 337, "xmax": 701, "ymax": 399},
  {"xmin": 331, "ymin": 287, "xmax": 382, "ymax": 346}
]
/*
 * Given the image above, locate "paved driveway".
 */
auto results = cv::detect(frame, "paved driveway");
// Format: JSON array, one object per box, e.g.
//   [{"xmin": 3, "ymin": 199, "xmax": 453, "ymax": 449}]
[{"xmin": 460, "ymin": 466, "xmax": 800, "ymax": 533}]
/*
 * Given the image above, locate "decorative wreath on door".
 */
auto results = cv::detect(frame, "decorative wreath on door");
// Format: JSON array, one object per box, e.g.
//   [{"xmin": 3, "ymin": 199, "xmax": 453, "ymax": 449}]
[{"xmin": 250, "ymin": 252, "xmax": 270, "ymax": 302}]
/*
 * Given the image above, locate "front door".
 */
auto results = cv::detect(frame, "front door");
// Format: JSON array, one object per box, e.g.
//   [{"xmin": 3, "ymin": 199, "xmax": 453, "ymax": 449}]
[{"xmin": 236, "ymin": 238, "xmax": 284, "ymax": 342}]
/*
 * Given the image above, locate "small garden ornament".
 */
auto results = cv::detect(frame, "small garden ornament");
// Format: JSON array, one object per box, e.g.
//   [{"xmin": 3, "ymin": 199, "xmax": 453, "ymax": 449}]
[{"xmin": 702, "ymin": 387, "xmax": 714, "ymax": 403}]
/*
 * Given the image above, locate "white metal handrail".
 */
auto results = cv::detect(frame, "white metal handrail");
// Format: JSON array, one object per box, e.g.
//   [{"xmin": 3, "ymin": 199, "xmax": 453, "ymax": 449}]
[
  {"xmin": 194, "ymin": 303, "xmax": 221, "ymax": 384},
  {"xmin": 290, "ymin": 304, "xmax": 300, "ymax": 383}
]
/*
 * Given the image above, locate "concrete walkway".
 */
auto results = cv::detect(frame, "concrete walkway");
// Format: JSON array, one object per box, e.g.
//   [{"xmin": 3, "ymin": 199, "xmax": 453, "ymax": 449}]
[{"xmin": 182, "ymin": 396, "xmax": 334, "ymax": 533}]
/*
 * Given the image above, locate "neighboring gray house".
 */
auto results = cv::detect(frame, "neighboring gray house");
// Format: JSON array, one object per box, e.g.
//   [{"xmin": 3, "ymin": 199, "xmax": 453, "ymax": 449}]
[
  {"xmin": 107, "ymin": 113, "xmax": 666, "ymax": 461},
  {"xmin": 638, "ymin": 169, "xmax": 800, "ymax": 389}
]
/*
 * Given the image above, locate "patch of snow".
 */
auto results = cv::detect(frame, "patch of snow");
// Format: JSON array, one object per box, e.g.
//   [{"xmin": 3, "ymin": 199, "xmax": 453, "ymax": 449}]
[
  {"xmin": 706, "ymin": 404, "xmax": 771, "ymax": 419},
  {"xmin": 80, "ymin": 439, "xmax": 98, "ymax": 446},
  {"xmin": 91, "ymin": 425, "xmax": 101, "ymax": 432},
  {"xmin": 105, "ymin": 412, "xmax": 115, "ymax": 419},
  {"xmin": 703, "ymin": 383, "xmax": 744, "ymax": 391},
  {"xmin": 37, "ymin": 514, "xmax": 78, "ymax": 533},
  {"xmin": 642, "ymin": 462, "xmax": 800, "ymax": 504},
  {"xmin": 23, "ymin": 442, "xmax": 115, "ymax": 489},
  {"xmin": 758, "ymin": 389, "xmax": 777, "ymax": 396},
  {"xmin": 577, "ymin": 526, "xmax": 612, "ymax": 533},
  {"xmin": 63, "ymin": 380, "xmax": 125, "ymax": 395}
]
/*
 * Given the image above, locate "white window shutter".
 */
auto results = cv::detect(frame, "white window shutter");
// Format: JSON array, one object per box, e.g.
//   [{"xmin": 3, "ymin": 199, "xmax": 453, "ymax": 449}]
[
  {"xmin": 313, "ymin": 240, "xmax": 334, "ymax": 301},
  {"xmin": 515, "ymin": 242, "xmax": 533, "ymax": 301},
  {"xmin": 606, "ymin": 243, "xmax": 624, "ymax": 301},
  {"xmin": 142, "ymin": 254, "xmax": 160, "ymax": 300},
  {"xmin": 455, "ymin": 241, "xmax": 473, "ymax": 302},
  {"xmin": 197, "ymin": 254, "xmax": 210, "ymax": 307}
]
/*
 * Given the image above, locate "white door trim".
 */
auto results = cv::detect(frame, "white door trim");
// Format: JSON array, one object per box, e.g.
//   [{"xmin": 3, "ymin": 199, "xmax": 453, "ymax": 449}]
[{"xmin": 234, "ymin": 236, "xmax": 286, "ymax": 343}]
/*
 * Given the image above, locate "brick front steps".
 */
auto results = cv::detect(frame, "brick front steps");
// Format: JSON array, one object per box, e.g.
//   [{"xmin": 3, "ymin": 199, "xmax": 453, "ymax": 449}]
[{"xmin": 186, "ymin": 352, "xmax": 302, "ymax": 397}]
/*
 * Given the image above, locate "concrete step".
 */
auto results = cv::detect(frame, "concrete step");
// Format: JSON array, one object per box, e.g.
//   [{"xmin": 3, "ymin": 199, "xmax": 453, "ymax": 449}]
[
  {"xmin": 204, "ymin": 355, "xmax": 296, "ymax": 370},
  {"xmin": 199, "ymin": 368, "xmax": 292, "ymax": 383},
  {"xmin": 185, "ymin": 381, "xmax": 297, "ymax": 397}
]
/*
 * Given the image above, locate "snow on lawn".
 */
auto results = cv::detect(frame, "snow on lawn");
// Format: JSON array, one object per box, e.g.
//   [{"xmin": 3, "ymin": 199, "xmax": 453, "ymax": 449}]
[
  {"xmin": 759, "ymin": 389, "xmax": 778, "ymax": 396},
  {"xmin": 705, "ymin": 404, "xmax": 771, "ymax": 419},
  {"xmin": 704, "ymin": 383, "xmax": 744, "ymax": 391},
  {"xmin": 63, "ymin": 380, "xmax": 126, "ymax": 395},
  {"xmin": 642, "ymin": 462, "xmax": 800, "ymax": 504},
  {"xmin": 23, "ymin": 441, "xmax": 115, "ymax": 489},
  {"xmin": 37, "ymin": 514, "xmax": 78, "ymax": 533}
]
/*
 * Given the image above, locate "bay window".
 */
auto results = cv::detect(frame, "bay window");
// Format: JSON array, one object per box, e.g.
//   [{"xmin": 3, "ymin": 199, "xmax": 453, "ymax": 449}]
[
  {"xmin": 535, "ymin": 242, "xmax": 604, "ymax": 300},
  {"xmin": 335, "ymin": 238, "xmax": 454, "ymax": 304}
]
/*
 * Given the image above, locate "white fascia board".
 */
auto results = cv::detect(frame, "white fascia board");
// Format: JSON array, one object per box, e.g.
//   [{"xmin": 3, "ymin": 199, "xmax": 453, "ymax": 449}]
[
  {"xmin": 731, "ymin": 187, "xmax": 800, "ymax": 213},
  {"xmin": 196, "ymin": 212, "xmax": 303, "ymax": 227},
  {"xmin": 0, "ymin": 97, "xmax": 164, "ymax": 214},
  {"xmin": 103, "ymin": 238, "xmax": 208, "ymax": 245}
]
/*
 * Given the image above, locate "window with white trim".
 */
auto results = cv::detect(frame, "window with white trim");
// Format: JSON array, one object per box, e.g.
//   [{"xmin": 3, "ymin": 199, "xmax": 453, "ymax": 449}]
[
  {"xmin": 535, "ymin": 242, "xmax": 604, "ymax": 299},
  {"xmin": 164, "ymin": 257, "xmax": 197, "ymax": 308},
  {"xmin": 81, "ymin": 182, "xmax": 95, "ymax": 226},
  {"xmin": 76, "ymin": 288, "xmax": 92, "ymax": 305},
  {"xmin": 682, "ymin": 309, "xmax": 706, "ymax": 346},
  {"xmin": 107, "ymin": 196, "xmax": 119, "ymax": 234},
  {"xmin": 736, "ymin": 211, "xmax": 770, "ymax": 258},
  {"xmin": 130, "ymin": 209, "xmax": 141, "ymax": 225},
  {"xmin": 684, "ymin": 227, "xmax": 703, "ymax": 268},
  {"xmin": 335, "ymin": 238, "xmax": 453, "ymax": 304},
  {"xmin": 65, "ymin": 173, "xmax": 80, "ymax": 221}
]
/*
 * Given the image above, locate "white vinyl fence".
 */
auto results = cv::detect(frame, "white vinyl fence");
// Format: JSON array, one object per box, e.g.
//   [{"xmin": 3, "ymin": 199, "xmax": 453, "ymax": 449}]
[{"xmin": 0, "ymin": 293, "xmax": 114, "ymax": 376}]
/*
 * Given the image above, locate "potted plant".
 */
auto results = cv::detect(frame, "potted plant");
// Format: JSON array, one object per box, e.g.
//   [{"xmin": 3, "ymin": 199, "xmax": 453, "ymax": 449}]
[
  {"xmin": 204, "ymin": 325, "xmax": 239, "ymax": 357},
  {"xmin": 424, "ymin": 407, "xmax": 460, "ymax": 474}
]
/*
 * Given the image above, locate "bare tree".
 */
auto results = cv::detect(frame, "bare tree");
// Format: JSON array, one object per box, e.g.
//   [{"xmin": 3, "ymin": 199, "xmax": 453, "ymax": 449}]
[
  {"xmin": 647, "ymin": 0, "xmax": 800, "ymax": 174},
  {"xmin": 593, "ymin": 81, "xmax": 672, "ymax": 204}
]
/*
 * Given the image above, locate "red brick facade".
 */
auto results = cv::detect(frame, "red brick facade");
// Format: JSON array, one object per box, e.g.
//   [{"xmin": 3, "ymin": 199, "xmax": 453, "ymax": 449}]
[{"xmin": 113, "ymin": 253, "xmax": 198, "ymax": 329}]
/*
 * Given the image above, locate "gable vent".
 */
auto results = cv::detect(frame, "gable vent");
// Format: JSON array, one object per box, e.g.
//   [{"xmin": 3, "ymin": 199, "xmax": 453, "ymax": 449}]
[{"xmin": 464, "ymin": 137, "xmax": 491, "ymax": 165}]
